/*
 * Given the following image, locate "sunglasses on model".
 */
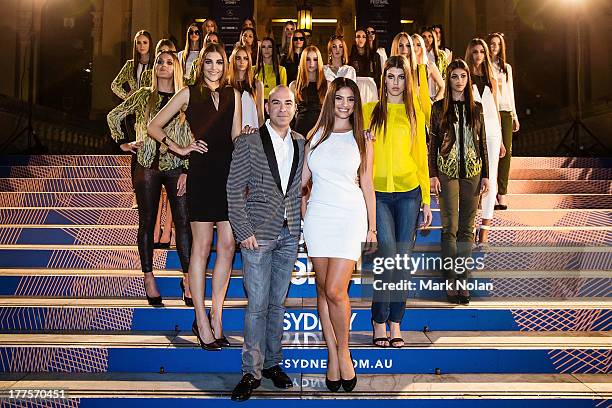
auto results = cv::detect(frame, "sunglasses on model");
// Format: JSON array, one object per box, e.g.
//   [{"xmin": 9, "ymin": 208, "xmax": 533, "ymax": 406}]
[
  {"xmin": 293, "ymin": 36, "xmax": 305, "ymax": 42},
  {"xmin": 189, "ymin": 30, "xmax": 200, "ymax": 35},
  {"xmin": 366, "ymin": 30, "xmax": 375, "ymax": 35}
]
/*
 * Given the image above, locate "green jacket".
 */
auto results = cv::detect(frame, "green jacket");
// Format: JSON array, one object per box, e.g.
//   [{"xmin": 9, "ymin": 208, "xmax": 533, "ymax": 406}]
[
  {"xmin": 111, "ymin": 59, "xmax": 153, "ymax": 100},
  {"xmin": 107, "ymin": 87, "xmax": 192, "ymax": 171}
]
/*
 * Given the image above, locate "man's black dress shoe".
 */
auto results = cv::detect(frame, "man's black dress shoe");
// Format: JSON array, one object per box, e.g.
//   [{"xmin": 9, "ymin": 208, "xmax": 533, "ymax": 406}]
[
  {"xmin": 231, "ymin": 373, "xmax": 261, "ymax": 402},
  {"xmin": 262, "ymin": 365, "xmax": 293, "ymax": 389}
]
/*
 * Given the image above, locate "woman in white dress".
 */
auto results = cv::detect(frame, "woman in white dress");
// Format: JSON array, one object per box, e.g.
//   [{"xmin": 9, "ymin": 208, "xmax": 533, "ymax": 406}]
[
  {"xmin": 301, "ymin": 77, "xmax": 376, "ymax": 392},
  {"xmin": 228, "ymin": 45, "xmax": 264, "ymax": 129},
  {"xmin": 465, "ymin": 38, "xmax": 505, "ymax": 244},
  {"xmin": 178, "ymin": 23, "xmax": 202, "ymax": 81},
  {"xmin": 488, "ymin": 32, "xmax": 520, "ymax": 210},
  {"xmin": 323, "ymin": 36, "xmax": 357, "ymax": 84}
]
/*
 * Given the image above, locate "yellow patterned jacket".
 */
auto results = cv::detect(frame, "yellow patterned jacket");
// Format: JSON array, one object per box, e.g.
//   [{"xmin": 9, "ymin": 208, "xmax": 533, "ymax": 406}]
[
  {"xmin": 435, "ymin": 50, "xmax": 449, "ymax": 79},
  {"xmin": 185, "ymin": 58, "xmax": 198, "ymax": 86},
  {"xmin": 107, "ymin": 87, "xmax": 193, "ymax": 171},
  {"xmin": 111, "ymin": 59, "xmax": 153, "ymax": 100}
]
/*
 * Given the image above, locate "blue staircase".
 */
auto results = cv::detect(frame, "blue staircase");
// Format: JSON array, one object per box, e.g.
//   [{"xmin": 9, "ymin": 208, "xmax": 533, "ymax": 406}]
[{"xmin": 0, "ymin": 155, "xmax": 609, "ymax": 407}]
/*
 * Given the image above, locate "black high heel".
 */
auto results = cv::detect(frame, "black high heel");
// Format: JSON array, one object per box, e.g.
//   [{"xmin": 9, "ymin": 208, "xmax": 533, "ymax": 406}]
[
  {"xmin": 180, "ymin": 279, "xmax": 193, "ymax": 307},
  {"xmin": 208, "ymin": 312, "xmax": 230, "ymax": 347},
  {"xmin": 191, "ymin": 319, "xmax": 221, "ymax": 351},
  {"xmin": 325, "ymin": 377, "xmax": 342, "ymax": 392},
  {"xmin": 341, "ymin": 352, "xmax": 357, "ymax": 392},
  {"xmin": 144, "ymin": 274, "xmax": 163, "ymax": 307}
]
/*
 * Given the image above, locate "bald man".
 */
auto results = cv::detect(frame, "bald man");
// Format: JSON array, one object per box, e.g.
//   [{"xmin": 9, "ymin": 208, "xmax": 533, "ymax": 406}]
[{"xmin": 227, "ymin": 85, "xmax": 305, "ymax": 401}]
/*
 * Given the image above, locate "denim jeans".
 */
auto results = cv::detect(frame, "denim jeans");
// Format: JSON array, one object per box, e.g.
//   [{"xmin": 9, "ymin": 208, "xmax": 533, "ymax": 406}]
[
  {"xmin": 241, "ymin": 226, "xmax": 298, "ymax": 379},
  {"xmin": 371, "ymin": 187, "xmax": 422, "ymax": 324}
]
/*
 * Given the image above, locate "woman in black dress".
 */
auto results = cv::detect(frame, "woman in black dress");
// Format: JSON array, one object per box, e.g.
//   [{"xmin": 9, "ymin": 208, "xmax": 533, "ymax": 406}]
[
  {"xmin": 289, "ymin": 45, "xmax": 327, "ymax": 137},
  {"xmin": 148, "ymin": 43, "xmax": 242, "ymax": 350},
  {"xmin": 281, "ymin": 29, "xmax": 306, "ymax": 84}
]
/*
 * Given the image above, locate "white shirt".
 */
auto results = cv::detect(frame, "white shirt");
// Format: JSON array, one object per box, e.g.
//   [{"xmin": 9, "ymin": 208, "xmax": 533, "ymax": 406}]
[
  {"xmin": 265, "ymin": 119, "xmax": 294, "ymax": 195},
  {"xmin": 493, "ymin": 59, "xmax": 517, "ymax": 116},
  {"xmin": 323, "ymin": 64, "xmax": 357, "ymax": 83},
  {"xmin": 178, "ymin": 50, "xmax": 200, "ymax": 79}
]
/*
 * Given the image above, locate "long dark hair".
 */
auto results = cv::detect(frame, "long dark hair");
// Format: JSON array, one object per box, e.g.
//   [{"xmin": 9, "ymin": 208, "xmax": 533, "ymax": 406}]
[
  {"xmin": 182, "ymin": 23, "xmax": 203, "ymax": 70},
  {"xmin": 255, "ymin": 37, "xmax": 281, "ymax": 87},
  {"xmin": 349, "ymin": 28, "xmax": 372, "ymax": 61},
  {"xmin": 309, "ymin": 77, "xmax": 366, "ymax": 172},
  {"xmin": 195, "ymin": 42, "xmax": 229, "ymax": 89},
  {"xmin": 440, "ymin": 59, "xmax": 477, "ymax": 131},
  {"xmin": 465, "ymin": 38, "xmax": 495, "ymax": 89},
  {"xmin": 369, "ymin": 56, "xmax": 417, "ymax": 142},
  {"xmin": 366, "ymin": 25, "xmax": 378, "ymax": 51},
  {"xmin": 287, "ymin": 29, "xmax": 306, "ymax": 62},
  {"xmin": 487, "ymin": 32, "xmax": 508, "ymax": 79},
  {"xmin": 239, "ymin": 27, "xmax": 259, "ymax": 65},
  {"xmin": 432, "ymin": 24, "xmax": 447, "ymax": 49},
  {"xmin": 421, "ymin": 26, "xmax": 441, "ymax": 67},
  {"xmin": 132, "ymin": 30, "xmax": 153, "ymax": 80}
]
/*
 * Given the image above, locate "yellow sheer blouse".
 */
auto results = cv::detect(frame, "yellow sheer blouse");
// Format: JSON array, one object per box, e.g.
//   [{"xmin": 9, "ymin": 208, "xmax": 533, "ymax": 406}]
[{"xmin": 363, "ymin": 100, "xmax": 430, "ymax": 205}]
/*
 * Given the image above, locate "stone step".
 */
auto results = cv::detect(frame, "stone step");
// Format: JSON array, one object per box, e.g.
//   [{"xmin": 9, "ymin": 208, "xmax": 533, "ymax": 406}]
[
  {"xmin": 1, "ymin": 209, "xmax": 610, "ymax": 227},
  {"xmin": 2, "ymin": 178, "xmax": 610, "ymax": 193},
  {"xmin": 2, "ymin": 155, "xmax": 610, "ymax": 168},
  {"xmin": 1, "ymin": 372, "xmax": 609, "ymax": 404},
  {"xmin": 1, "ymin": 192, "xmax": 611, "ymax": 209}
]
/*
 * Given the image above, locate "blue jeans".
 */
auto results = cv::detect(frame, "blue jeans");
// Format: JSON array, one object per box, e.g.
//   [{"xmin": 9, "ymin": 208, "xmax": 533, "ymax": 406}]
[
  {"xmin": 371, "ymin": 188, "xmax": 422, "ymax": 324},
  {"xmin": 241, "ymin": 226, "xmax": 298, "ymax": 379}
]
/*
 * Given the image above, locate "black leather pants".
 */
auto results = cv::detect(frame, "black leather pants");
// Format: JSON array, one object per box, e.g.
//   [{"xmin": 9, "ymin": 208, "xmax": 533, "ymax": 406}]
[{"xmin": 132, "ymin": 163, "xmax": 191, "ymax": 273}]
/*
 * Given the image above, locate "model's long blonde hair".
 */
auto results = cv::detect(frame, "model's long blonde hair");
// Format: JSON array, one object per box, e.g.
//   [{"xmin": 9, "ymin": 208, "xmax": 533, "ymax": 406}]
[
  {"xmin": 145, "ymin": 51, "xmax": 184, "ymax": 122},
  {"xmin": 295, "ymin": 46, "xmax": 327, "ymax": 104}
]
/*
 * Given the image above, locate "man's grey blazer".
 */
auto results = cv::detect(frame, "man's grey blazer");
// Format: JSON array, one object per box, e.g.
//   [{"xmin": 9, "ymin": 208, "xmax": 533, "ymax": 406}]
[{"xmin": 227, "ymin": 124, "xmax": 305, "ymax": 243}]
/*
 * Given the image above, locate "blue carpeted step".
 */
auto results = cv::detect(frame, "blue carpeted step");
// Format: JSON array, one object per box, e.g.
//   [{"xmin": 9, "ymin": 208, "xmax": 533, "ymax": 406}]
[
  {"xmin": 1, "ymin": 272, "xmax": 610, "ymax": 299},
  {"xmin": 0, "ymin": 331, "xmax": 609, "ymax": 374},
  {"xmin": 1, "ymin": 299, "xmax": 609, "ymax": 332}
]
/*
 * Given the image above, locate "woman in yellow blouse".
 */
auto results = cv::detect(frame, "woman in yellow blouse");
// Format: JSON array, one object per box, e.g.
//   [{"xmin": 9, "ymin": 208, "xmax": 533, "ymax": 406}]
[
  {"xmin": 107, "ymin": 50, "xmax": 194, "ymax": 307},
  {"xmin": 363, "ymin": 56, "xmax": 432, "ymax": 349},
  {"xmin": 253, "ymin": 37, "xmax": 287, "ymax": 102}
]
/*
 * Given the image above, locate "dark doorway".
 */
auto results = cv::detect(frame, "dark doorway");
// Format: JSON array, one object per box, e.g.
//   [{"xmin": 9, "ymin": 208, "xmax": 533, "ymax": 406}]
[{"xmin": 39, "ymin": 0, "xmax": 93, "ymax": 118}]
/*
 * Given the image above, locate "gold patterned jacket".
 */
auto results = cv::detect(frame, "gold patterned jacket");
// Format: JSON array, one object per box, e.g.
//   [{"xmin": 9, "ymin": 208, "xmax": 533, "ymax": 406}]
[
  {"xmin": 436, "ymin": 50, "xmax": 449, "ymax": 79},
  {"xmin": 111, "ymin": 59, "xmax": 153, "ymax": 100},
  {"xmin": 185, "ymin": 58, "xmax": 198, "ymax": 86},
  {"xmin": 428, "ymin": 99, "xmax": 488, "ymax": 179},
  {"xmin": 107, "ymin": 87, "xmax": 193, "ymax": 171}
]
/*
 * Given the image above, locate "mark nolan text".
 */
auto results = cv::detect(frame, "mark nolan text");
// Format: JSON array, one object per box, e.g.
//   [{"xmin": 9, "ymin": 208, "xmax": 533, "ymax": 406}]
[{"xmin": 373, "ymin": 279, "xmax": 493, "ymax": 291}]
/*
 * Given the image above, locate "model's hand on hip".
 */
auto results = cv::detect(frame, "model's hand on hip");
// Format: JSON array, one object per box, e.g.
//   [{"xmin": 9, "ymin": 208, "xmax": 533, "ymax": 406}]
[{"xmin": 120, "ymin": 141, "xmax": 142, "ymax": 154}]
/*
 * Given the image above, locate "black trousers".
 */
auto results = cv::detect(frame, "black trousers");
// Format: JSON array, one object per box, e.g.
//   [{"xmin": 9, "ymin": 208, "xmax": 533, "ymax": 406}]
[{"xmin": 132, "ymin": 163, "xmax": 191, "ymax": 273}]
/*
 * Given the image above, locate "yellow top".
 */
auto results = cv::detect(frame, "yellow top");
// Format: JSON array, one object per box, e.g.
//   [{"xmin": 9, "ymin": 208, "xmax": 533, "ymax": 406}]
[
  {"xmin": 363, "ymin": 101, "xmax": 430, "ymax": 205},
  {"xmin": 417, "ymin": 64, "xmax": 431, "ymax": 125},
  {"xmin": 254, "ymin": 64, "xmax": 287, "ymax": 100}
]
